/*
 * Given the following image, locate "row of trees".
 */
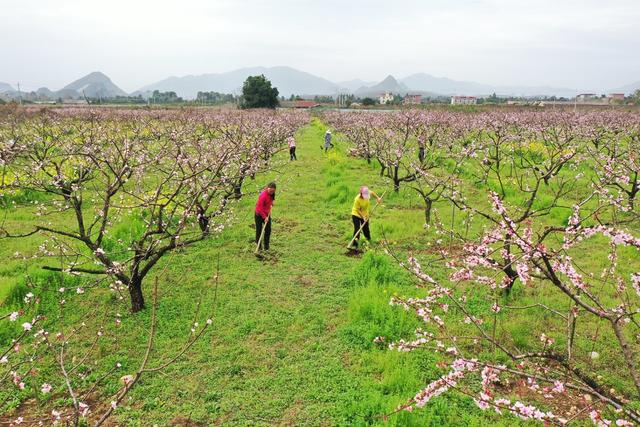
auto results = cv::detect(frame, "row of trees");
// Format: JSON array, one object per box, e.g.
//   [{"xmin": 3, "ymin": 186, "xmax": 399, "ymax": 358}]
[
  {"xmin": 0, "ymin": 106, "xmax": 307, "ymax": 424},
  {"xmin": 195, "ymin": 91, "xmax": 235, "ymax": 105},
  {"xmin": 325, "ymin": 109, "xmax": 640, "ymax": 425},
  {"xmin": 326, "ymin": 110, "xmax": 640, "ymax": 222},
  {"xmin": 149, "ymin": 90, "xmax": 183, "ymax": 103},
  {"xmin": 1, "ymin": 107, "xmax": 307, "ymax": 312}
]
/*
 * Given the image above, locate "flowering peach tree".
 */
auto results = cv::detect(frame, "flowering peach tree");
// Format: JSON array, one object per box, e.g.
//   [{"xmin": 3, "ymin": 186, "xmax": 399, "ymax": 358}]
[{"xmin": 370, "ymin": 110, "xmax": 640, "ymax": 425}]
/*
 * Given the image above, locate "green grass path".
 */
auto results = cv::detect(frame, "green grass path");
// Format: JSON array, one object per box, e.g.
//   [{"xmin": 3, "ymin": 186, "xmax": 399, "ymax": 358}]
[{"xmin": 130, "ymin": 120, "xmax": 385, "ymax": 425}]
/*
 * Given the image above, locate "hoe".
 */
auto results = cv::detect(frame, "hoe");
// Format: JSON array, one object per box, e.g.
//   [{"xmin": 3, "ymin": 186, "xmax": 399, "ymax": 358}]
[{"xmin": 254, "ymin": 214, "xmax": 270, "ymax": 259}]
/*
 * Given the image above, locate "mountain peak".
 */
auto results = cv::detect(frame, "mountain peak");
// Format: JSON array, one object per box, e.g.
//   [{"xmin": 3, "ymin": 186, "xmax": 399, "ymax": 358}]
[
  {"xmin": 62, "ymin": 71, "xmax": 127, "ymax": 98},
  {"xmin": 381, "ymin": 75, "xmax": 398, "ymax": 84},
  {"xmin": 65, "ymin": 71, "xmax": 113, "ymax": 87},
  {"xmin": 85, "ymin": 71, "xmax": 111, "ymax": 81},
  {"xmin": 355, "ymin": 75, "xmax": 409, "ymax": 97}
]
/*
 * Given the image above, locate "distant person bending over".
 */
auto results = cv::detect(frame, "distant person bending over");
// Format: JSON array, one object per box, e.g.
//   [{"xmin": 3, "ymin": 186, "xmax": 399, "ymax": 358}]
[
  {"xmin": 418, "ymin": 138, "xmax": 425, "ymax": 163},
  {"xmin": 323, "ymin": 129, "xmax": 334, "ymax": 152},
  {"xmin": 255, "ymin": 182, "xmax": 276, "ymax": 251},
  {"xmin": 351, "ymin": 186, "xmax": 381, "ymax": 248},
  {"xmin": 288, "ymin": 136, "xmax": 297, "ymax": 161}
]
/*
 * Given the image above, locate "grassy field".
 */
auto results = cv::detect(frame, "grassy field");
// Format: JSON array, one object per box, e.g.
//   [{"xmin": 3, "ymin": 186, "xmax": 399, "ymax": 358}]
[{"xmin": 2, "ymin": 117, "xmax": 634, "ymax": 426}]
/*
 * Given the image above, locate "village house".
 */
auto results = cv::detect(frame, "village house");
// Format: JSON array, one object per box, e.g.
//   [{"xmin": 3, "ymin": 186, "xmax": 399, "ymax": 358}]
[
  {"xmin": 293, "ymin": 100, "xmax": 320, "ymax": 109},
  {"xmin": 403, "ymin": 94, "xmax": 422, "ymax": 105},
  {"xmin": 379, "ymin": 92, "xmax": 394, "ymax": 105},
  {"xmin": 576, "ymin": 93, "xmax": 598, "ymax": 102},
  {"xmin": 451, "ymin": 95, "xmax": 477, "ymax": 105},
  {"xmin": 608, "ymin": 93, "xmax": 625, "ymax": 103}
]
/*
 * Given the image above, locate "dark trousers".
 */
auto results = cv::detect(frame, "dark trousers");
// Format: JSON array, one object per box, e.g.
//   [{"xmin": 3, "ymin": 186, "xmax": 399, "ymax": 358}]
[
  {"xmin": 289, "ymin": 146, "xmax": 297, "ymax": 160},
  {"xmin": 418, "ymin": 147, "xmax": 425, "ymax": 163},
  {"xmin": 352, "ymin": 215, "xmax": 370, "ymax": 246},
  {"xmin": 255, "ymin": 214, "xmax": 271, "ymax": 250}
]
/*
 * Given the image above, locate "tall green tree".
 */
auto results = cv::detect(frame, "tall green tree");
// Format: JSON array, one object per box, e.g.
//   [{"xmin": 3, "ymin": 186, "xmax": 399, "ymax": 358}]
[{"xmin": 240, "ymin": 75, "xmax": 279, "ymax": 109}]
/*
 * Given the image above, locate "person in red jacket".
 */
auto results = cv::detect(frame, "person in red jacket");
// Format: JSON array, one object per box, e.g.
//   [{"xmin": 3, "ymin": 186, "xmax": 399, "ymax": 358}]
[{"xmin": 255, "ymin": 182, "xmax": 276, "ymax": 251}]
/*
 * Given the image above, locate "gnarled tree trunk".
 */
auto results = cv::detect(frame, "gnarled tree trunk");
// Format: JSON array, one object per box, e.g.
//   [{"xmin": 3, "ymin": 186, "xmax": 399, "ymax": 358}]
[{"xmin": 129, "ymin": 277, "xmax": 145, "ymax": 313}]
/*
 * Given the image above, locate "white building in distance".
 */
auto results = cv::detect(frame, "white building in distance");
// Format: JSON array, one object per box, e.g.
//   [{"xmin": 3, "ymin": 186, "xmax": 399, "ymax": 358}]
[
  {"xmin": 379, "ymin": 92, "xmax": 394, "ymax": 104},
  {"xmin": 451, "ymin": 96, "xmax": 477, "ymax": 105},
  {"xmin": 576, "ymin": 93, "xmax": 598, "ymax": 102}
]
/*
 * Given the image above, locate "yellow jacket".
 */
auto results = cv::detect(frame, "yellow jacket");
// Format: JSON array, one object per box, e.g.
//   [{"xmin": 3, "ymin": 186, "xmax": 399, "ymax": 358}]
[{"xmin": 351, "ymin": 195, "xmax": 370, "ymax": 220}]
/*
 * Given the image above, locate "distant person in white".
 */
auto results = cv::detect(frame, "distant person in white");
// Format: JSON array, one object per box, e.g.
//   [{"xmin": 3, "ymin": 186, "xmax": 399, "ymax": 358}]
[{"xmin": 288, "ymin": 136, "xmax": 297, "ymax": 161}]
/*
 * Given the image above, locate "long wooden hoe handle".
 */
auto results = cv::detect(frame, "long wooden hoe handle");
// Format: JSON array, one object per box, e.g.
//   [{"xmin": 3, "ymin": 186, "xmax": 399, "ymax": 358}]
[{"xmin": 255, "ymin": 215, "xmax": 270, "ymax": 254}]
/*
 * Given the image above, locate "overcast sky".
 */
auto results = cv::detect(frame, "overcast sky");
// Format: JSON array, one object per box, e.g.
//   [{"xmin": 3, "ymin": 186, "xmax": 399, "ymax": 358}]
[{"xmin": 2, "ymin": 0, "xmax": 639, "ymax": 92}]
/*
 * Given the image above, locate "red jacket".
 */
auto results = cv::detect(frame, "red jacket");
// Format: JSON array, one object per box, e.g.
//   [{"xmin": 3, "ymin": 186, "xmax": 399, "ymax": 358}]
[{"xmin": 255, "ymin": 190, "xmax": 274, "ymax": 219}]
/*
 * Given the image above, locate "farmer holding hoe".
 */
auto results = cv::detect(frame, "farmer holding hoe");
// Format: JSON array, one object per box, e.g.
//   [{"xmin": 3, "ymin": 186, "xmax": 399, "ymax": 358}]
[
  {"xmin": 349, "ymin": 186, "xmax": 382, "ymax": 249},
  {"xmin": 255, "ymin": 182, "xmax": 276, "ymax": 252},
  {"xmin": 323, "ymin": 129, "xmax": 334, "ymax": 152}
]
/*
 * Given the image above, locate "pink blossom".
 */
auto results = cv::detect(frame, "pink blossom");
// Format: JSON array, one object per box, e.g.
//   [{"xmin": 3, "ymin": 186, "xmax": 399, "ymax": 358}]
[
  {"xmin": 553, "ymin": 257, "xmax": 588, "ymax": 291},
  {"xmin": 552, "ymin": 380, "xmax": 565, "ymax": 393},
  {"xmin": 631, "ymin": 273, "xmax": 640, "ymax": 297},
  {"xmin": 474, "ymin": 395, "xmax": 490, "ymax": 410},
  {"xmin": 78, "ymin": 402, "xmax": 90, "ymax": 417},
  {"xmin": 412, "ymin": 369, "xmax": 467, "ymax": 408},
  {"xmin": 540, "ymin": 333, "xmax": 554, "ymax": 346},
  {"xmin": 515, "ymin": 262, "xmax": 530, "ymax": 285}
]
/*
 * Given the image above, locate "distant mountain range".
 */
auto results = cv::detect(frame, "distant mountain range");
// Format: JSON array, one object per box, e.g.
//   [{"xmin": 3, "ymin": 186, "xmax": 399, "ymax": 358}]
[
  {"xmin": 398, "ymin": 73, "xmax": 587, "ymax": 98},
  {"xmin": 1, "ymin": 67, "xmax": 638, "ymax": 101},
  {"xmin": 138, "ymin": 66, "xmax": 339, "ymax": 99},
  {"xmin": 0, "ymin": 72, "xmax": 127, "ymax": 101},
  {"xmin": 0, "ymin": 82, "xmax": 14, "ymax": 93},
  {"xmin": 609, "ymin": 81, "xmax": 640, "ymax": 95},
  {"xmin": 336, "ymin": 79, "xmax": 377, "ymax": 92}
]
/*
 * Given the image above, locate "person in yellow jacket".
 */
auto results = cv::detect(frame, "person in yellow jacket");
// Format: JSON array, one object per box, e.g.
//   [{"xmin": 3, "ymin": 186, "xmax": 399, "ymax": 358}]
[{"xmin": 351, "ymin": 186, "xmax": 382, "ymax": 248}]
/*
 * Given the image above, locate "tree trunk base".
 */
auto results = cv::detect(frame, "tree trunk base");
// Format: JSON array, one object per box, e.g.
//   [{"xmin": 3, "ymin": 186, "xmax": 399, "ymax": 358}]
[{"xmin": 129, "ymin": 281, "xmax": 145, "ymax": 313}]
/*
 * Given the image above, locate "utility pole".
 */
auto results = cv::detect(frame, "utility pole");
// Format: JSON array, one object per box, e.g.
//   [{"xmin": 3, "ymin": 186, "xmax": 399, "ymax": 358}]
[{"xmin": 17, "ymin": 82, "xmax": 22, "ymax": 105}]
